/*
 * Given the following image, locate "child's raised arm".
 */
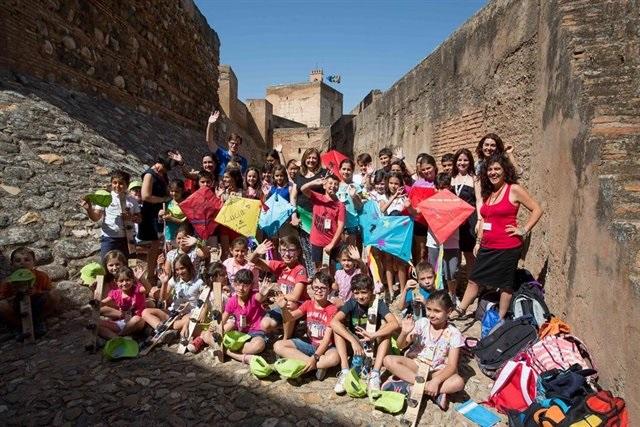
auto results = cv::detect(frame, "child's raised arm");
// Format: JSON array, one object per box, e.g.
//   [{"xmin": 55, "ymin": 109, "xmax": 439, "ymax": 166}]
[
  {"xmin": 80, "ymin": 199, "xmax": 103, "ymax": 222},
  {"xmin": 205, "ymin": 110, "xmax": 221, "ymax": 153},
  {"xmin": 396, "ymin": 315, "xmax": 416, "ymax": 348},
  {"xmin": 247, "ymin": 241, "xmax": 273, "ymax": 272},
  {"xmin": 300, "ymin": 177, "xmax": 324, "ymax": 197}
]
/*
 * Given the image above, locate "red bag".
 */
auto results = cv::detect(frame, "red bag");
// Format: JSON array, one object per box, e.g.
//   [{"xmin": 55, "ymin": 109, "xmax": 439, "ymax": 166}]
[
  {"xmin": 486, "ymin": 360, "xmax": 537, "ymax": 413},
  {"xmin": 585, "ymin": 391, "xmax": 629, "ymax": 427}
]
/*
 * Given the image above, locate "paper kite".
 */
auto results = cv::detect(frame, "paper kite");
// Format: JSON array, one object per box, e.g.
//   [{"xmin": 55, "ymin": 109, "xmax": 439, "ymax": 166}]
[
  {"xmin": 259, "ymin": 193, "xmax": 295, "ymax": 237},
  {"xmin": 321, "ymin": 150, "xmax": 349, "ymax": 179},
  {"xmin": 360, "ymin": 200, "xmax": 414, "ymax": 262},
  {"xmin": 416, "ymin": 189, "xmax": 474, "ymax": 244},
  {"xmin": 215, "ymin": 196, "xmax": 262, "ymax": 237},
  {"xmin": 179, "ymin": 187, "xmax": 223, "ymax": 240}
]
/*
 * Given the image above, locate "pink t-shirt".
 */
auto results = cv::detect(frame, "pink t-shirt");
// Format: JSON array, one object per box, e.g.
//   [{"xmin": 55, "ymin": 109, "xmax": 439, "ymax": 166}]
[
  {"xmin": 298, "ymin": 300, "xmax": 338, "ymax": 347},
  {"xmin": 334, "ymin": 268, "xmax": 361, "ymax": 301},
  {"xmin": 107, "ymin": 283, "xmax": 146, "ymax": 317},
  {"xmin": 224, "ymin": 290, "xmax": 265, "ymax": 334},
  {"xmin": 223, "ymin": 258, "xmax": 259, "ymax": 287}
]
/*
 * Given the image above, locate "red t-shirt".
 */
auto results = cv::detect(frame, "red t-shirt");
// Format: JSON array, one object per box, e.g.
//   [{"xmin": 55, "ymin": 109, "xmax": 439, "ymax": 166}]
[
  {"xmin": 268, "ymin": 260, "xmax": 309, "ymax": 302},
  {"xmin": 308, "ymin": 191, "xmax": 345, "ymax": 247},
  {"xmin": 298, "ymin": 300, "xmax": 338, "ymax": 347}
]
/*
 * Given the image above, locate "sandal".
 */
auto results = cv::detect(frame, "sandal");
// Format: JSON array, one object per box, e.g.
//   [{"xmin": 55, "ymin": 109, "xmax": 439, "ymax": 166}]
[{"xmin": 449, "ymin": 306, "xmax": 469, "ymax": 321}]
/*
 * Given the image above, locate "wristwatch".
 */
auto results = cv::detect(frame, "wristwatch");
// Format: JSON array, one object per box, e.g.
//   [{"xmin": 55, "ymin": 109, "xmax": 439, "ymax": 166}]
[{"xmin": 312, "ymin": 353, "xmax": 320, "ymax": 362}]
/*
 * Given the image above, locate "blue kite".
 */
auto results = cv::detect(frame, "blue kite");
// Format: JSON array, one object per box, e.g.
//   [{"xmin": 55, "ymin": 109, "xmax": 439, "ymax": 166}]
[
  {"xmin": 259, "ymin": 193, "xmax": 295, "ymax": 237},
  {"xmin": 360, "ymin": 200, "xmax": 414, "ymax": 263}
]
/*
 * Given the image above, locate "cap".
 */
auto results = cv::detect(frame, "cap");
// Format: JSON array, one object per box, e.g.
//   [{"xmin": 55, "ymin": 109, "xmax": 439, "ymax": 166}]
[
  {"xmin": 80, "ymin": 262, "xmax": 105, "ymax": 286},
  {"xmin": 273, "ymin": 358, "xmax": 306, "ymax": 379},
  {"xmin": 7, "ymin": 268, "xmax": 36, "ymax": 286},
  {"xmin": 250, "ymin": 356, "xmax": 274, "ymax": 379},
  {"xmin": 128, "ymin": 180, "xmax": 143, "ymax": 191},
  {"xmin": 222, "ymin": 331, "xmax": 251, "ymax": 351}
]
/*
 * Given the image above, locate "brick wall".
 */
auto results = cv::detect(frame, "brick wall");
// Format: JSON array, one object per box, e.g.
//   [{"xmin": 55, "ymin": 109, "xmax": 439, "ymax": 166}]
[
  {"xmin": 0, "ymin": 0, "xmax": 220, "ymax": 129},
  {"xmin": 273, "ymin": 127, "xmax": 330, "ymax": 162}
]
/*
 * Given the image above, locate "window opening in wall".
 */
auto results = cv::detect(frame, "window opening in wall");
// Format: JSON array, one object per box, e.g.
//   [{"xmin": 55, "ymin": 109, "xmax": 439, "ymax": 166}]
[{"xmin": 298, "ymin": 148, "xmax": 302, "ymax": 154}]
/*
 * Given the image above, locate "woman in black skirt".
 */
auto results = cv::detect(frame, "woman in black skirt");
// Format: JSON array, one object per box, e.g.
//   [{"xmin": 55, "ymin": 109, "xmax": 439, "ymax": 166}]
[{"xmin": 451, "ymin": 154, "xmax": 542, "ymax": 320}]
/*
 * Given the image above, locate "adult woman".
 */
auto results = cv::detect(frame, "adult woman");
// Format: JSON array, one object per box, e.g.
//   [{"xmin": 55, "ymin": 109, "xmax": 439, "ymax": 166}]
[
  {"xmin": 475, "ymin": 133, "xmax": 521, "ymax": 176},
  {"xmin": 140, "ymin": 155, "xmax": 172, "ymax": 282},
  {"xmin": 290, "ymin": 148, "xmax": 326, "ymax": 275},
  {"xmin": 452, "ymin": 154, "xmax": 542, "ymax": 320},
  {"xmin": 450, "ymin": 148, "xmax": 481, "ymax": 271}
]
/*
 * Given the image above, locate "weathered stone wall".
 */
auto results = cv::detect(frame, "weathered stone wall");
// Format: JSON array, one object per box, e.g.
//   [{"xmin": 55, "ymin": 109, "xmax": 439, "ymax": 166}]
[
  {"xmin": 266, "ymin": 82, "xmax": 342, "ymax": 128},
  {"xmin": 0, "ymin": 0, "xmax": 220, "ymax": 129},
  {"xmin": 350, "ymin": 0, "xmax": 639, "ymax": 417},
  {"xmin": 273, "ymin": 127, "xmax": 330, "ymax": 162}
]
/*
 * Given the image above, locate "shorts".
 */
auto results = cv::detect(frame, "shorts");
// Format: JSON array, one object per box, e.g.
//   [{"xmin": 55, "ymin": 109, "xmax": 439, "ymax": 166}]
[
  {"xmin": 311, "ymin": 244, "xmax": 340, "ymax": 264},
  {"xmin": 248, "ymin": 330, "xmax": 269, "ymax": 345},
  {"xmin": 427, "ymin": 247, "xmax": 460, "ymax": 282},
  {"xmin": 100, "ymin": 235, "xmax": 129, "ymax": 261},
  {"xmin": 291, "ymin": 338, "xmax": 317, "ymax": 356},
  {"xmin": 266, "ymin": 306, "xmax": 283, "ymax": 325}
]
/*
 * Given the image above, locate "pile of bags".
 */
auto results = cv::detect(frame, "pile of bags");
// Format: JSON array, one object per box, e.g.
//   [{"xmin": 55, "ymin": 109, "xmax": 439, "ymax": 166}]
[{"xmin": 466, "ymin": 272, "xmax": 629, "ymax": 426}]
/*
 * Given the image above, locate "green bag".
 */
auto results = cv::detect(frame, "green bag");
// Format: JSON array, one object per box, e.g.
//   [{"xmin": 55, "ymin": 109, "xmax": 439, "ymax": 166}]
[
  {"xmin": 103, "ymin": 337, "xmax": 139, "ymax": 360},
  {"xmin": 85, "ymin": 189, "xmax": 112, "ymax": 208},
  {"xmin": 273, "ymin": 358, "xmax": 307, "ymax": 379},
  {"xmin": 80, "ymin": 262, "xmax": 105, "ymax": 285},
  {"xmin": 7, "ymin": 268, "xmax": 35, "ymax": 286},
  {"xmin": 371, "ymin": 391, "xmax": 406, "ymax": 414},
  {"xmin": 250, "ymin": 356, "xmax": 274, "ymax": 379},
  {"xmin": 222, "ymin": 331, "xmax": 251, "ymax": 351},
  {"xmin": 345, "ymin": 368, "xmax": 368, "ymax": 398}
]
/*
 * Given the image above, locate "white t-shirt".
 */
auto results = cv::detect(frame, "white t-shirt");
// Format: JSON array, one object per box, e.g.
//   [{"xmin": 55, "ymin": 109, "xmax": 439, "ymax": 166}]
[
  {"xmin": 168, "ymin": 277, "xmax": 204, "ymax": 312},
  {"xmin": 407, "ymin": 320, "xmax": 463, "ymax": 370},
  {"xmin": 426, "ymin": 228, "xmax": 460, "ymax": 249},
  {"xmin": 97, "ymin": 191, "xmax": 140, "ymax": 238}
]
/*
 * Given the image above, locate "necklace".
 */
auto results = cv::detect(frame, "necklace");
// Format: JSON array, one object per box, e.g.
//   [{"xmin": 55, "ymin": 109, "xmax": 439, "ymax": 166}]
[{"xmin": 488, "ymin": 182, "xmax": 506, "ymax": 205}]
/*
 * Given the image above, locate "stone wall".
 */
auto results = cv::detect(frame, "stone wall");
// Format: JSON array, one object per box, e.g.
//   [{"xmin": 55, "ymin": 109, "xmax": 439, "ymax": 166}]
[
  {"xmin": 350, "ymin": 0, "xmax": 639, "ymax": 417},
  {"xmin": 266, "ymin": 82, "xmax": 342, "ymax": 128},
  {"xmin": 273, "ymin": 127, "xmax": 330, "ymax": 162},
  {"xmin": 0, "ymin": 0, "xmax": 220, "ymax": 129}
]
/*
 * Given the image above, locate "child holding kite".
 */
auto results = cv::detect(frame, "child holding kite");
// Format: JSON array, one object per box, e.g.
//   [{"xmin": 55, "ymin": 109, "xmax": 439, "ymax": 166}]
[
  {"xmin": 337, "ymin": 159, "xmax": 364, "ymax": 248},
  {"xmin": 399, "ymin": 261, "xmax": 435, "ymax": 319},
  {"xmin": 243, "ymin": 167, "xmax": 263, "ymax": 200}
]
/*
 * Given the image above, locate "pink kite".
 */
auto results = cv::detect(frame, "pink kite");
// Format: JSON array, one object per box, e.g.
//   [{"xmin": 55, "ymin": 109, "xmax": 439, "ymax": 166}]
[
  {"xmin": 179, "ymin": 186, "xmax": 223, "ymax": 240},
  {"xmin": 417, "ymin": 189, "xmax": 474, "ymax": 244},
  {"xmin": 409, "ymin": 186, "xmax": 437, "ymax": 226}
]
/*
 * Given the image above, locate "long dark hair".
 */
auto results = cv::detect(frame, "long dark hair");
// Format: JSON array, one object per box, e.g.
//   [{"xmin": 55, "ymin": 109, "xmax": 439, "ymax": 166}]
[
  {"xmin": 476, "ymin": 133, "xmax": 505, "ymax": 161},
  {"xmin": 479, "ymin": 154, "xmax": 518, "ymax": 199},
  {"xmin": 451, "ymin": 148, "xmax": 475, "ymax": 177}
]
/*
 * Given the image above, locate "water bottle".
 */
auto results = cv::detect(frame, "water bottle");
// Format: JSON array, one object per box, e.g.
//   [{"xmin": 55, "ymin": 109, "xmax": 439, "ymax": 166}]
[{"xmin": 351, "ymin": 355, "xmax": 364, "ymax": 374}]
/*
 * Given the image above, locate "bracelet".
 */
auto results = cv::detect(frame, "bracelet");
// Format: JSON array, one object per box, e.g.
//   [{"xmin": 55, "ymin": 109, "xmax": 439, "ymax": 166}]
[{"xmin": 312, "ymin": 353, "xmax": 320, "ymax": 362}]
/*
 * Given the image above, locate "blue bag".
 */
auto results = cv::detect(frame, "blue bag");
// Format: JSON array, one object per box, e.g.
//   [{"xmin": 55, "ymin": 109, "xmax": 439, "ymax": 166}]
[{"xmin": 481, "ymin": 304, "xmax": 501, "ymax": 338}]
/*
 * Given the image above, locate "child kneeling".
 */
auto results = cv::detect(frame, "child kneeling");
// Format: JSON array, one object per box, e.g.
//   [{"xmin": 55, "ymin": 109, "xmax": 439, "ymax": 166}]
[
  {"xmin": 382, "ymin": 290, "xmax": 465, "ymax": 411},
  {"xmin": 273, "ymin": 272, "xmax": 340, "ymax": 380}
]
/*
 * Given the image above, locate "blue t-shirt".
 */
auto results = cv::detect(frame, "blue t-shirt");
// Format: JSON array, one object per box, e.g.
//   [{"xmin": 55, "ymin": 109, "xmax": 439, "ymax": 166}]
[
  {"xmin": 215, "ymin": 147, "xmax": 248, "ymax": 176},
  {"xmin": 404, "ymin": 287, "xmax": 431, "ymax": 317},
  {"xmin": 266, "ymin": 184, "xmax": 290, "ymax": 202}
]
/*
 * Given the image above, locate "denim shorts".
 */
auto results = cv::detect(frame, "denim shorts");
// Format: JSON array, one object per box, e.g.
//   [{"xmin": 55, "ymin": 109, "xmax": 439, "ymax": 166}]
[
  {"xmin": 248, "ymin": 330, "xmax": 269, "ymax": 345},
  {"xmin": 291, "ymin": 338, "xmax": 316, "ymax": 356},
  {"xmin": 266, "ymin": 306, "xmax": 283, "ymax": 325}
]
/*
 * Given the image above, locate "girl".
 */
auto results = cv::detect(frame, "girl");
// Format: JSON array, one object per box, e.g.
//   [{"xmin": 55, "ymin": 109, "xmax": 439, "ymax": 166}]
[
  {"xmin": 332, "ymin": 246, "xmax": 364, "ymax": 307},
  {"xmin": 382, "ymin": 291, "xmax": 465, "ymax": 411},
  {"xmin": 171, "ymin": 150, "xmax": 220, "ymax": 194},
  {"xmin": 273, "ymin": 272, "xmax": 341, "ymax": 380},
  {"xmin": 142, "ymin": 254, "xmax": 205, "ymax": 342},
  {"xmin": 389, "ymin": 159, "xmax": 414, "ymax": 187},
  {"xmin": 337, "ymin": 159, "xmax": 364, "ymax": 247},
  {"xmin": 266, "ymin": 164, "xmax": 291, "ymax": 201},
  {"xmin": 411, "ymin": 154, "xmax": 438, "ymax": 264},
  {"xmin": 379, "ymin": 171, "xmax": 412, "ymax": 298},
  {"xmin": 244, "ymin": 167, "xmax": 262, "ymax": 200},
  {"xmin": 218, "ymin": 167, "xmax": 244, "ymax": 259},
  {"xmin": 475, "ymin": 133, "xmax": 521, "ymax": 176},
  {"xmin": 450, "ymin": 148, "xmax": 480, "ymax": 271},
  {"xmin": 453, "ymin": 154, "xmax": 543, "ymax": 320},
  {"xmin": 286, "ymin": 159, "xmax": 300, "ymax": 183},
  {"xmin": 265, "ymin": 144, "xmax": 285, "ymax": 167},
  {"xmin": 98, "ymin": 267, "xmax": 146, "ymax": 339},
  {"xmin": 164, "ymin": 222, "xmax": 209, "ymax": 281},
  {"xmin": 261, "ymin": 163, "xmax": 274, "ymax": 198},
  {"xmin": 222, "ymin": 237, "xmax": 259, "ymax": 288},
  {"xmin": 368, "ymin": 169, "xmax": 388, "ymax": 204},
  {"xmin": 102, "ymin": 250, "xmax": 128, "ymax": 292},
  {"xmin": 249, "ymin": 236, "xmax": 309, "ymax": 338},
  {"xmin": 160, "ymin": 179, "xmax": 186, "ymax": 250}
]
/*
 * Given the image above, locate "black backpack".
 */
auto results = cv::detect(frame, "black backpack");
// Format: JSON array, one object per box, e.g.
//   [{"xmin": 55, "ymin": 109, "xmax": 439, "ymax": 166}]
[
  {"xmin": 466, "ymin": 317, "xmax": 538, "ymax": 378},
  {"xmin": 509, "ymin": 282, "xmax": 551, "ymax": 328}
]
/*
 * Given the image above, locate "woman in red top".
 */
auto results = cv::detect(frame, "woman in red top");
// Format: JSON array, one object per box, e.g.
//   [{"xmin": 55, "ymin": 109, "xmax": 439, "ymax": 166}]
[{"xmin": 453, "ymin": 154, "xmax": 542, "ymax": 319}]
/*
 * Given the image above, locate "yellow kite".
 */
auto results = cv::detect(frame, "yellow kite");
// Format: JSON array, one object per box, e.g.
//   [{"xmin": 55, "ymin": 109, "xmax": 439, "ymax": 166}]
[{"xmin": 215, "ymin": 196, "xmax": 262, "ymax": 237}]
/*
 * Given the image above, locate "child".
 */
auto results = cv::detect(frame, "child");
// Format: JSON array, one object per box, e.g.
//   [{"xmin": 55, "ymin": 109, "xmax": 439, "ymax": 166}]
[
  {"xmin": 249, "ymin": 237, "xmax": 309, "ymax": 337},
  {"xmin": 337, "ymin": 159, "xmax": 364, "ymax": 247},
  {"xmin": 368, "ymin": 170, "xmax": 388, "ymax": 204},
  {"xmin": 353, "ymin": 153, "xmax": 373, "ymax": 189},
  {"xmin": 218, "ymin": 167, "xmax": 244, "ymax": 260},
  {"xmin": 261, "ymin": 163, "xmax": 274, "ymax": 196},
  {"xmin": 0, "ymin": 247, "xmax": 59, "ymax": 338},
  {"xmin": 330, "ymin": 274, "xmax": 399, "ymax": 394},
  {"xmin": 411, "ymin": 154, "xmax": 438, "ymax": 264},
  {"xmin": 390, "ymin": 159, "xmax": 414, "ymax": 187},
  {"xmin": 222, "ymin": 237, "xmax": 259, "ymax": 288},
  {"xmin": 265, "ymin": 164, "xmax": 291, "ymax": 202},
  {"xmin": 441, "ymin": 153, "xmax": 455, "ymax": 175},
  {"xmin": 164, "ymin": 222, "xmax": 209, "ymax": 281},
  {"xmin": 197, "ymin": 170, "xmax": 215, "ymax": 189},
  {"xmin": 81, "ymin": 170, "xmax": 141, "ymax": 260},
  {"xmin": 286, "ymin": 159, "xmax": 300, "ymax": 183},
  {"xmin": 102, "ymin": 249, "xmax": 128, "ymax": 291},
  {"xmin": 398, "ymin": 261, "xmax": 435, "ymax": 318},
  {"xmin": 382, "ymin": 291, "xmax": 465, "ymax": 411},
  {"xmin": 159, "ymin": 179, "xmax": 186, "ymax": 249},
  {"xmin": 332, "ymin": 246, "xmax": 364, "ymax": 307},
  {"xmin": 142, "ymin": 254, "xmax": 205, "ymax": 341},
  {"xmin": 98, "ymin": 266, "xmax": 146, "ymax": 339},
  {"xmin": 427, "ymin": 173, "xmax": 460, "ymax": 305},
  {"xmin": 376, "ymin": 147, "xmax": 393, "ymax": 175},
  {"xmin": 128, "ymin": 180, "xmax": 143, "ymax": 244},
  {"xmin": 244, "ymin": 167, "xmax": 262, "ymax": 200},
  {"xmin": 218, "ymin": 269, "xmax": 270, "ymax": 363},
  {"xmin": 273, "ymin": 272, "xmax": 340, "ymax": 380},
  {"xmin": 300, "ymin": 174, "xmax": 346, "ymax": 272}
]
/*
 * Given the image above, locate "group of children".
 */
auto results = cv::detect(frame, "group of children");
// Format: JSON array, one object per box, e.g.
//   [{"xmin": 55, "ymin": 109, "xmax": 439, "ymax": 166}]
[{"xmin": 2, "ymin": 116, "xmax": 516, "ymax": 411}]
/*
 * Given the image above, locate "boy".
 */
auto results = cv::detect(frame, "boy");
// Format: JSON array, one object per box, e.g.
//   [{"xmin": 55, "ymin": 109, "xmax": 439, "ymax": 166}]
[
  {"xmin": 273, "ymin": 272, "xmax": 340, "ymax": 380},
  {"xmin": 353, "ymin": 153, "xmax": 373, "ymax": 189},
  {"xmin": 376, "ymin": 147, "xmax": 394, "ymax": 175},
  {"xmin": 128, "ymin": 180, "xmax": 143, "ymax": 246},
  {"xmin": 300, "ymin": 174, "xmax": 345, "ymax": 272},
  {"xmin": 205, "ymin": 110, "xmax": 248, "ymax": 175},
  {"xmin": 0, "ymin": 247, "xmax": 60, "ymax": 338},
  {"xmin": 441, "ymin": 153, "xmax": 455, "ymax": 174},
  {"xmin": 81, "ymin": 170, "xmax": 141, "ymax": 260},
  {"xmin": 398, "ymin": 261, "xmax": 435, "ymax": 318},
  {"xmin": 331, "ymin": 274, "xmax": 399, "ymax": 393}
]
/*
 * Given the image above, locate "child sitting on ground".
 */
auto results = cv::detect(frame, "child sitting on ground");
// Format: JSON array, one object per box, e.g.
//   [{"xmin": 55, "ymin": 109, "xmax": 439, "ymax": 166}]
[
  {"xmin": 98, "ymin": 266, "xmax": 146, "ymax": 339},
  {"xmin": 332, "ymin": 246, "xmax": 364, "ymax": 307},
  {"xmin": 222, "ymin": 237, "xmax": 259, "ymax": 288},
  {"xmin": 330, "ymin": 274, "xmax": 399, "ymax": 394},
  {"xmin": 398, "ymin": 261, "xmax": 435, "ymax": 318},
  {"xmin": 382, "ymin": 290, "xmax": 465, "ymax": 411},
  {"xmin": 273, "ymin": 272, "xmax": 340, "ymax": 380},
  {"xmin": 0, "ymin": 247, "xmax": 59, "ymax": 338}
]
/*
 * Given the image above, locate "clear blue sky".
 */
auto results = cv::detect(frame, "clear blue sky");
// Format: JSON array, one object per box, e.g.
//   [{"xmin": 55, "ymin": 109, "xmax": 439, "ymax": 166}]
[{"xmin": 195, "ymin": 0, "xmax": 487, "ymax": 112}]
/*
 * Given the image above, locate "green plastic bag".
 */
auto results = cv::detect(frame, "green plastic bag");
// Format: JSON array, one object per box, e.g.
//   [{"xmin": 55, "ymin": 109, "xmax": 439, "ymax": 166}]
[
  {"xmin": 273, "ymin": 358, "xmax": 307, "ymax": 379},
  {"xmin": 250, "ymin": 356, "xmax": 274, "ymax": 379},
  {"xmin": 103, "ymin": 337, "xmax": 139, "ymax": 360},
  {"xmin": 222, "ymin": 331, "xmax": 251, "ymax": 351}
]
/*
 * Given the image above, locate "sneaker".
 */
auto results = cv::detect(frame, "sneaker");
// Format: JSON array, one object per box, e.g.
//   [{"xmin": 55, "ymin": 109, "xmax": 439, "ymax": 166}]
[
  {"xmin": 368, "ymin": 370, "xmax": 381, "ymax": 392},
  {"xmin": 382, "ymin": 378, "xmax": 411, "ymax": 395},
  {"xmin": 315, "ymin": 368, "xmax": 327, "ymax": 381},
  {"xmin": 334, "ymin": 369, "xmax": 349, "ymax": 394},
  {"xmin": 434, "ymin": 393, "xmax": 449, "ymax": 411},
  {"xmin": 187, "ymin": 336, "xmax": 206, "ymax": 354}
]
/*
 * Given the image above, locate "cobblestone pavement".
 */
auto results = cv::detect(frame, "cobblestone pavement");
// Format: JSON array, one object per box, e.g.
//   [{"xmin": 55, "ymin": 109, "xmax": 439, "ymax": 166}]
[{"xmin": 0, "ymin": 311, "xmax": 505, "ymax": 426}]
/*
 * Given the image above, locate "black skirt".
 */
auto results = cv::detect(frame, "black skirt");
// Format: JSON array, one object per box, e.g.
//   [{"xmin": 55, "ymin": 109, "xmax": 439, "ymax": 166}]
[{"xmin": 469, "ymin": 246, "xmax": 522, "ymax": 290}]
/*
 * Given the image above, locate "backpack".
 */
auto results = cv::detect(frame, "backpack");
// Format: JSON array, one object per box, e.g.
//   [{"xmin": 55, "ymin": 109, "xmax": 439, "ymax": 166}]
[
  {"xmin": 507, "ymin": 397, "xmax": 572, "ymax": 427},
  {"xmin": 538, "ymin": 364, "xmax": 597, "ymax": 401},
  {"xmin": 466, "ymin": 316, "xmax": 538, "ymax": 378},
  {"xmin": 486, "ymin": 360, "xmax": 537, "ymax": 413},
  {"xmin": 510, "ymin": 282, "xmax": 551, "ymax": 328},
  {"xmin": 481, "ymin": 304, "xmax": 501, "ymax": 338},
  {"xmin": 539, "ymin": 317, "xmax": 571, "ymax": 339},
  {"xmin": 475, "ymin": 290, "xmax": 500, "ymax": 321},
  {"xmin": 523, "ymin": 335, "xmax": 597, "ymax": 382},
  {"xmin": 562, "ymin": 391, "xmax": 629, "ymax": 427}
]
